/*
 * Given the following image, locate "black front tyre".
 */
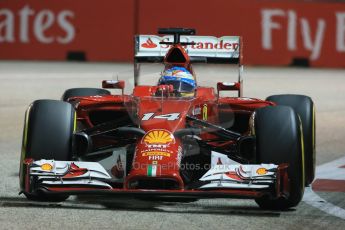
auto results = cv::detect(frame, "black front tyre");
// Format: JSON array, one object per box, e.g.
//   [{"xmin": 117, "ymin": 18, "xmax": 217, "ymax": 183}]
[
  {"xmin": 254, "ymin": 106, "xmax": 305, "ymax": 210},
  {"xmin": 20, "ymin": 100, "xmax": 75, "ymax": 202},
  {"xmin": 266, "ymin": 94, "xmax": 315, "ymax": 185}
]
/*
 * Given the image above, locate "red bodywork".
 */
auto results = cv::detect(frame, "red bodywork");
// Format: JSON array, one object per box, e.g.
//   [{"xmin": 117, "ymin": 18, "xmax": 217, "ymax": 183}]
[
  {"xmin": 73, "ymin": 90, "xmax": 273, "ymax": 188},
  {"xmin": 22, "ymin": 38, "xmax": 288, "ymax": 199}
]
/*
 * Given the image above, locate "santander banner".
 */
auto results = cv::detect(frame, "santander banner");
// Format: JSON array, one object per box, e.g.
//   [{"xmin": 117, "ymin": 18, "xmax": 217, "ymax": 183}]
[
  {"xmin": 0, "ymin": 0, "xmax": 344, "ymax": 67},
  {"xmin": 137, "ymin": 35, "xmax": 240, "ymax": 58}
]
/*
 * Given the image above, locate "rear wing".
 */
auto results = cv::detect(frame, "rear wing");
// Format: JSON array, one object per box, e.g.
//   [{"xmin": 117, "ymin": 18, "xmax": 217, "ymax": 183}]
[
  {"xmin": 134, "ymin": 35, "xmax": 243, "ymax": 65},
  {"xmin": 133, "ymin": 34, "xmax": 243, "ymax": 97}
]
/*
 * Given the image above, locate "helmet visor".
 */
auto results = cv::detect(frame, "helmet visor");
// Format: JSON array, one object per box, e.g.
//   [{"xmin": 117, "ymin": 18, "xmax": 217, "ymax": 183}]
[{"xmin": 161, "ymin": 80, "xmax": 195, "ymax": 93}]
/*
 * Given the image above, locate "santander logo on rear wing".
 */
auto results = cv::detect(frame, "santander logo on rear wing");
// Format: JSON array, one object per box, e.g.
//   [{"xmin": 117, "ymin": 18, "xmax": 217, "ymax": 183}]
[{"xmin": 135, "ymin": 35, "xmax": 242, "ymax": 61}]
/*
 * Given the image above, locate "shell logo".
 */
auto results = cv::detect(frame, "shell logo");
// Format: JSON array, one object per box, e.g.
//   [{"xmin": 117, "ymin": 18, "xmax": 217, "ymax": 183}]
[{"xmin": 143, "ymin": 130, "xmax": 174, "ymax": 145}]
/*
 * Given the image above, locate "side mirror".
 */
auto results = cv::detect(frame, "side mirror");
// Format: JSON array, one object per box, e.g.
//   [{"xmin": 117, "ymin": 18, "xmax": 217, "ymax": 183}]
[
  {"xmin": 217, "ymin": 82, "xmax": 241, "ymax": 98},
  {"xmin": 217, "ymin": 82, "xmax": 240, "ymax": 91},
  {"xmin": 102, "ymin": 80, "xmax": 125, "ymax": 94}
]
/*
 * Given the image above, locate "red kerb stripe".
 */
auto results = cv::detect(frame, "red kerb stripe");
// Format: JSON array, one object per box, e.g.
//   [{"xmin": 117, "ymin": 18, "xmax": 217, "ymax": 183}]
[{"xmin": 312, "ymin": 179, "xmax": 345, "ymax": 192}]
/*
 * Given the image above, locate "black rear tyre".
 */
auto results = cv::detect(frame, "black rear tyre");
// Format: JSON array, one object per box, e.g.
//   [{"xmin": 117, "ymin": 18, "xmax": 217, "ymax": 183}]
[
  {"xmin": 254, "ymin": 106, "xmax": 305, "ymax": 210},
  {"xmin": 62, "ymin": 88, "xmax": 111, "ymax": 101},
  {"xmin": 20, "ymin": 100, "xmax": 75, "ymax": 202},
  {"xmin": 266, "ymin": 94, "xmax": 315, "ymax": 185}
]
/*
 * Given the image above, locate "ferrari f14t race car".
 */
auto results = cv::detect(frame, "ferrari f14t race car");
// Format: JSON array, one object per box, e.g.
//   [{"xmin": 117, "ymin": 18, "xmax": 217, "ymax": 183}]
[{"xmin": 19, "ymin": 28, "xmax": 316, "ymax": 210}]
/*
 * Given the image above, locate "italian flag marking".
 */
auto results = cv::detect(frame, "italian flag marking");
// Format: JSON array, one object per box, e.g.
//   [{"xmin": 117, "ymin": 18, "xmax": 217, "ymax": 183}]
[{"xmin": 147, "ymin": 164, "xmax": 157, "ymax": 177}]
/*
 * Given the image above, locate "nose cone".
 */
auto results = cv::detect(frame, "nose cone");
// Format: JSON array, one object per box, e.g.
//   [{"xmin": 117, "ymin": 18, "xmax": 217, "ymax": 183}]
[
  {"xmin": 126, "ymin": 128, "xmax": 184, "ymax": 189},
  {"xmin": 125, "ymin": 98, "xmax": 193, "ymax": 189}
]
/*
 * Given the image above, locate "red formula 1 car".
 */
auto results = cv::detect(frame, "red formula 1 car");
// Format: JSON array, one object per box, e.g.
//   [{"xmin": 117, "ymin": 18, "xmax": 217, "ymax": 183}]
[{"xmin": 19, "ymin": 28, "xmax": 316, "ymax": 210}]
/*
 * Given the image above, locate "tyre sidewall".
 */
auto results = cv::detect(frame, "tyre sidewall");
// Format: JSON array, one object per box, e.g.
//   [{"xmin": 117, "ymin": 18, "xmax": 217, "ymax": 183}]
[
  {"xmin": 266, "ymin": 94, "xmax": 315, "ymax": 185},
  {"xmin": 255, "ymin": 106, "xmax": 305, "ymax": 209}
]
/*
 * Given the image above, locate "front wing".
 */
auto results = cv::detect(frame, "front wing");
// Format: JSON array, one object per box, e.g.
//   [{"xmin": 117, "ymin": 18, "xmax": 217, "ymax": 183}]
[{"xmin": 21, "ymin": 159, "xmax": 289, "ymax": 200}]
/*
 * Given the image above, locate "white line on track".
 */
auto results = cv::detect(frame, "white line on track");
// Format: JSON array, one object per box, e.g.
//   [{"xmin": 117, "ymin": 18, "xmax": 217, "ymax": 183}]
[
  {"xmin": 303, "ymin": 156, "xmax": 345, "ymax": 220},
  {"xmin": 314, "ymin": 156, "xmax": 345, "ymax": 180}
]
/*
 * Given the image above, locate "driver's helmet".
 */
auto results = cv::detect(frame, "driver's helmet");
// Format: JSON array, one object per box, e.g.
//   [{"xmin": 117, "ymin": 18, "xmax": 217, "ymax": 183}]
[{"xmin": 158, "ymin": 67, "xmax": 196, "ymax": 97}]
